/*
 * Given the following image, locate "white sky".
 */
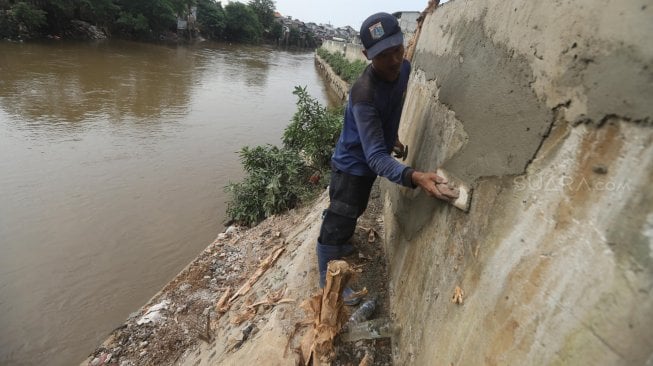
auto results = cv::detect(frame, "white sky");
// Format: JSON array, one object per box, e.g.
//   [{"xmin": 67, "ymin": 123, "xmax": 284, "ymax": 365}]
[{"xmin": 228, "ymin": 0, "xmax": 448, "ymax": 29}]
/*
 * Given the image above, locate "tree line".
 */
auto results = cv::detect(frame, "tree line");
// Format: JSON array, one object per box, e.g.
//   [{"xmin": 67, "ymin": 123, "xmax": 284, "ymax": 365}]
[{"xmin": 0, "ymin": 0, "xmax": 317, "ymax": 46}]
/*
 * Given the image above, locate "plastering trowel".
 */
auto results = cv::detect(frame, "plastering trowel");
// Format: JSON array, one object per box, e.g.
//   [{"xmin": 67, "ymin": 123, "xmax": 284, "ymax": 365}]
[{"xmin": 436, "ymin": 168, "xmax": 472, "ymax": 212}]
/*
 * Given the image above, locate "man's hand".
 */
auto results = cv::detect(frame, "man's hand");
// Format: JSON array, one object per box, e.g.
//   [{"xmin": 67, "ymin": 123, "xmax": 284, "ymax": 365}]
[{"xmin": 411, "ymin": 171, "xmax": 460, "ymax": 202}]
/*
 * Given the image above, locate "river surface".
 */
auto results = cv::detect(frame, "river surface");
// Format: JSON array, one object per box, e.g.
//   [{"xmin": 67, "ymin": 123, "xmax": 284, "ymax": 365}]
[{"xmin": 0, "ymin": 40, "xmax": 338, "ymax": 365}]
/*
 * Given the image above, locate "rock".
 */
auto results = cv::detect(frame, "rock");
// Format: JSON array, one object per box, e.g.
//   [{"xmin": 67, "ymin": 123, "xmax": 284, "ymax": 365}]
[
  {"xmin": 91, "ymin": 357, "xmax": 101, "ymax": 366},
  {"xmin": 69, "ymin": 20, "xmax": 107, "ymax": 40}
]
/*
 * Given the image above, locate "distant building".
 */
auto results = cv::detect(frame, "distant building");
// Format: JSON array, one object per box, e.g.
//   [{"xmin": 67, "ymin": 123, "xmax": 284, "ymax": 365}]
[{"xmin": 393, "ymin": 11, "xmax": 420, "ymax": 45}]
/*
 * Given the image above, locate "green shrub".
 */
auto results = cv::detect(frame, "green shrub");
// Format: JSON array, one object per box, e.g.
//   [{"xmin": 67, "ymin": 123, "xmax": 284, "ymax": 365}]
[
  {"xmin": 226, "ymin": 145, "xmax": 311, "ymax": 227},
  {"xmin": 283, "ymin": 86, "xmax": 342, "ymax": 172},
  {"xmin": 2, "ymin": 2, "xmax": 46, "ymax": 38},
  {"xmin": 226, "ymin": 87, "xmax": 343, "ymax": 227},
  {"xmin": 317, "ymin": 47, "xmax": 367, "ymax": 83}
]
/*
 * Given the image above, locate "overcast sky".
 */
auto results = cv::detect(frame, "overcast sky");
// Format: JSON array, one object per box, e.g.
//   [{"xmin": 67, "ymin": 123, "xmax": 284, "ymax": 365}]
[{"xmin": 229, "ymin": 0, "xmax": 447, "ymax": 29}]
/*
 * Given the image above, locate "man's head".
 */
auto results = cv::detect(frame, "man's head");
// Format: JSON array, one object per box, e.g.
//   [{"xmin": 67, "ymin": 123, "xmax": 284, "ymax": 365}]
[{"xmin": 360, "ymin": 12, "xmax": 405, "ymax": 81}]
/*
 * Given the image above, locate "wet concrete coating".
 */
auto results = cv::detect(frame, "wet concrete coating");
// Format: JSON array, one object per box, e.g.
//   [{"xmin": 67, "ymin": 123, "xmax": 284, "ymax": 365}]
[{"xmin": 413, "ymin": 17, "xmax": 553, "ymax": 183}]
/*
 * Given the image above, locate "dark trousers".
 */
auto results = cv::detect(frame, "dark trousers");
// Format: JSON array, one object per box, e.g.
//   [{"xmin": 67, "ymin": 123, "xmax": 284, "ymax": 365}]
[{"xmin": 318, "ymin": 169, "xmax": 376, "ymax": 246}]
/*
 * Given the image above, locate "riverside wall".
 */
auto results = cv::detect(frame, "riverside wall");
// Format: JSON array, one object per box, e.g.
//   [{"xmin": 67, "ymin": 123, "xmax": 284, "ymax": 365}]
[
  {"xmin": 321, "ymin": 40, "xmax": 368, "ymax": 64},
  {"xmin": 314, "ymin": 54, "xmax": 350, "ymax": 102},
  {"xmin": 381, "ymin": 0, "xmax": 653, "ymax": 365}
]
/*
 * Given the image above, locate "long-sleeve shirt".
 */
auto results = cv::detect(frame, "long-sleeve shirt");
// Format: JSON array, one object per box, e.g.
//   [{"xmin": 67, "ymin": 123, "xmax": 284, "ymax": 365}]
[{"xmin": 331, "ymin": 59, "xmax": 415, "ymax": 187}]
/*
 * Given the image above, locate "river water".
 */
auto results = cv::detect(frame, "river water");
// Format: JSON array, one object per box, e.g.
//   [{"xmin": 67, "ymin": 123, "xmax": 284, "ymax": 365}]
[{"xmin": 0, "ymin": 40, "xmax": 338, "ymax": 365}]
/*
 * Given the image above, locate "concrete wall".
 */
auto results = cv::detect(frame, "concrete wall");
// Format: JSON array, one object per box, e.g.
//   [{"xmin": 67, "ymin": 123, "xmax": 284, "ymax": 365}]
[
  {"xmin": 321, "ymin": 40, "xmax": 368, "ymax": 64},
  {"xmin": 382, "ymin": 0, "xmax": 653, "ymax": 365},
  {"xmin": 314, "ymin": 55, "xmax": 350, "ymax": 102},
  {"xmin": 395, "ymin": 11, "xmax": 421, "ymax": 47}
]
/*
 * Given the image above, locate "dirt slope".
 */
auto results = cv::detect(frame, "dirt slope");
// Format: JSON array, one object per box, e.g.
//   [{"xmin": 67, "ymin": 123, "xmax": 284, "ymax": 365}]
[{"xmin": 84, "ymin": 184, "xmax": 392, "ymax": 366}]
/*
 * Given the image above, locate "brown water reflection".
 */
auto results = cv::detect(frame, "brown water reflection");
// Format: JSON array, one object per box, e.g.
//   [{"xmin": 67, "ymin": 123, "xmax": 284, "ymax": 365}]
[{"xmin": 0, "ymin": 40, "xmax": 338, "ymax": 366}]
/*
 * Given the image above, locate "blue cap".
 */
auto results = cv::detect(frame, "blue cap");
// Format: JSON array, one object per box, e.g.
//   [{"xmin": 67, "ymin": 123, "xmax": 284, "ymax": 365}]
[{"xmin": 360, "ymin": 12, "xmax": 404, "ymax": 60}]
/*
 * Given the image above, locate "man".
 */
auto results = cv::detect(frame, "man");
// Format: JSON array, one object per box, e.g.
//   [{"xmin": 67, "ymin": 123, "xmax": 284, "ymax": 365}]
[{"xmin": 316, "ymin": 12, "xmax": 459, "ymax": 305}]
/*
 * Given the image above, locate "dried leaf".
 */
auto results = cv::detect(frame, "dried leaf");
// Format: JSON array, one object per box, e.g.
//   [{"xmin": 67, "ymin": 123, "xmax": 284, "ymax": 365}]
[
  {"xmin": 359, "ymin": 351, "xmax": 374, "ymax": 366},
  {"xmin": 452, "ymin": 286, "xmax": 464, "ymax": 305},
  {"xmin": 231, "ymin": 306, "xmax": 256, "ymax": 325},
  {"xmin": 216, "ymin": 287, "xmax": 232, "ymax": 313},
  {"xmin": 229, "ymin": 245, "xmax": 285, "ymax": 304}
]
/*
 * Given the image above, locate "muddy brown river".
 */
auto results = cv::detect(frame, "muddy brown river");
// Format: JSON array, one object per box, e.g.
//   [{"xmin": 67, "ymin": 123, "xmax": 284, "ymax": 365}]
[{"xmin": 0, "ymin": 40, "xmax": 337, "ymax": 365}]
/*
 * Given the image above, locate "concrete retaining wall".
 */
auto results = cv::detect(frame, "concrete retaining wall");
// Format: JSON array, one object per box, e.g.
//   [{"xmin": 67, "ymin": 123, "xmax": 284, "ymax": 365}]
[
  {"xmin": 321, "ymin": 40, "xmax": 368, "ymax": 64},
  {"xmin": 382, "ymin": 0, "xmax": 653, "ymax": 365},
  {"xmin": 314, "ymin": 54, "xmax": 349, "ymax": 102}
]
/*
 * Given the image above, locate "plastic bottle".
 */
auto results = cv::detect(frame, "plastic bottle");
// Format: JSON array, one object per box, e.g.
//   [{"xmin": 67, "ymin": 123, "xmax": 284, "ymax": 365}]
[{"xmin": 348, "ymin": 298, "xmax": 376, "ymax": 324}]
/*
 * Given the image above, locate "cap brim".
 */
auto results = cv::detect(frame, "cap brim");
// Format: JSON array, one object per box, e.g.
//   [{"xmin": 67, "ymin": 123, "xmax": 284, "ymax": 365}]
[{"xmin": 365, "ymin": 32, "xmax": 404, "ymax": 60}]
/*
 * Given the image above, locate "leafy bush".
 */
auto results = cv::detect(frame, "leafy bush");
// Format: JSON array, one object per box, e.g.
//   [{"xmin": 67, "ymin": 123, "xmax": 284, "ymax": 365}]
[
  {"xmin": 283, "ymin": 86, "xmax": 342, "ymax": 172},
  {"xmin": 1, "ymin": 2, "xmax": 47, "ymax": 38},
  {"xmin": 226, "ymin": 87, "xmax": 343, "ymax": 226},
  {"xmin": 317, "ymin": 48, "xmax": 367, "ymax": 83},
  {"xmin": 226, "ymin": 145, "xmax": 311, "ymax": 227}
]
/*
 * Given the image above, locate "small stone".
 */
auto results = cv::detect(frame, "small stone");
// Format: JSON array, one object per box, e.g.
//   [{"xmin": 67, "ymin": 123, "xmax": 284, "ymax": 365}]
[
  {"xmin": 139, "ymin": 350, "xmax": 147, "ymax": 357},
  {"xmin": 91, "ymin": 357, "xmax": 101, "ymax": 366},
  {"xmin": 140, "ymin": 341, "xmax": 148, "ymax": 348},
  {"xmin": 592, "ymin": 164, "xmax": 608, "ymax": 174}
]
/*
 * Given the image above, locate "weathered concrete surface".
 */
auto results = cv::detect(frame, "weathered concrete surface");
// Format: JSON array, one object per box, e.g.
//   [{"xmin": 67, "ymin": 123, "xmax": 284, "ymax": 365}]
[
  {"xmin": 321, "ymin": 40, "xmax": 368, "ymax": 64},
  {"xmin": 314, "ymin": 54, "xmax": 350, "ymax": 102},
  {"xmin": 383, "ymin": 0, "xmax": 653, "ymax": 365}
]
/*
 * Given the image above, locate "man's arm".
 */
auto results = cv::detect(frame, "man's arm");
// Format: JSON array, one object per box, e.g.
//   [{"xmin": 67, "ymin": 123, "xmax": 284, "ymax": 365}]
[{"xmin": 353, "ymin": 103, "xmax": 414, "ymax": 187}]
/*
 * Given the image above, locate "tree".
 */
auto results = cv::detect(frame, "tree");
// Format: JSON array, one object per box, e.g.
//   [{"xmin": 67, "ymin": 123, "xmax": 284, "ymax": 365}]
[
  {"xmin": 269, "ymin": 20, "xmax": 281, "ymax": 42},
  {"xmin": 79, "ymin": 0, "xmax": 120, "ymax": 31},
  {"xmin": 224, "ymin": 2, "xmax": 261, "ymax": 43},
  {"xmin": 10, "ymin": 2, "xmax": 47, "ymax": 36},
  {"xmin": 248, "ymin": 0, "xmax": 274, "ymax": 30},
  {"xmin": 197, "ymin": 0, "xmax": 224, "ymax": 40}
]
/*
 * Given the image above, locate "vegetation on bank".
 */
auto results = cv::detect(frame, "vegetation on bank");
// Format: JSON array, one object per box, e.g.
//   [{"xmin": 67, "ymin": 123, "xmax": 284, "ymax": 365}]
[
  {"xmin": 226, "ymin": 86, "xmax": 343, "ymax": 227},
  {"xmin": 226, "ymin": 48, "xmax": 369, "ymax": 226},
  {"xmin": 316, "ymin": 47, "xmax": 367, "ymax": 84},
  {"xmin": 0, "ymin": 0, "xmax": 317, "ymax": 46}
]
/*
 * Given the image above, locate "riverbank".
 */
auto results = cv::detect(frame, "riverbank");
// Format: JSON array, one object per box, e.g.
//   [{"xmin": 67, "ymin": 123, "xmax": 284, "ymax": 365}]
[
  {"xmin": 83, "ymin": 184, "xmax": 393, "ymax": 366},
  {"xmin": 81, "ymin": 46, "xmax": 389, "ymax": 366}
]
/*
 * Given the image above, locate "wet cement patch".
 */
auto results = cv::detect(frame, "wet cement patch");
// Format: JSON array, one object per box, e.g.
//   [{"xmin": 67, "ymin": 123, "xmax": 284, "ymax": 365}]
[{"xmin": 413, "ymin": 17, "xmax": 553, "ymax": 184}]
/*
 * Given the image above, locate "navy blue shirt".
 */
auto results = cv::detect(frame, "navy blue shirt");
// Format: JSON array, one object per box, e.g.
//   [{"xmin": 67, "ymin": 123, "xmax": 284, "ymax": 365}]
[{"xmin": 332, "ymin": 59, "xmax": 415, "ymax": 187}]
